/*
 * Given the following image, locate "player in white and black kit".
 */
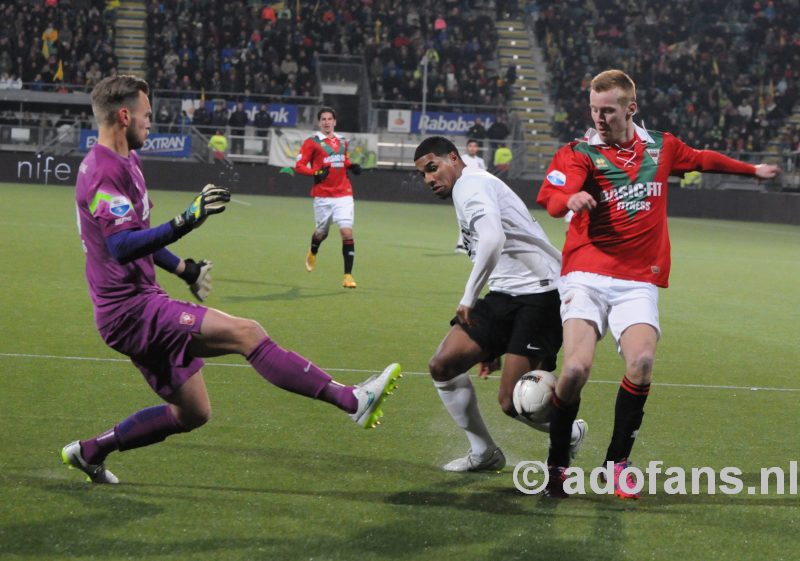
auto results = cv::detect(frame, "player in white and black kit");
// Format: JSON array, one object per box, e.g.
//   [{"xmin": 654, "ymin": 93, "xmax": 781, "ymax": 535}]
[
  {"xmin": 414, "ymin": 136, "xmax": 587, "ymax": 472},
  {"xmin": 454, "ymin": 138, "xmax": 486, "ymax": 253}
]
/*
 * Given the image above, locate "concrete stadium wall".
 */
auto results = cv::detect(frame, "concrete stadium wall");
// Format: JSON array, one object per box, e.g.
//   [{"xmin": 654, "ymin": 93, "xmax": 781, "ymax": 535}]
[{"xmin": 3, "ymin": 152, "xmax": 799, "ymax": 225}]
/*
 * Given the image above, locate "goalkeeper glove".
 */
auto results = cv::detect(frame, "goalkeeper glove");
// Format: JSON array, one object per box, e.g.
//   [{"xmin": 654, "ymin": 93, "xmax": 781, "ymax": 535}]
[
  {"xmin": 348, "ymin": 163, "xmax": 362, "ymax": 175},
  {"xmin": 178, "ymin": 258, "xmax": 213, "ymax": 302},
  {"xmin": 312, "ymin": 166, "xmax": 330, "ymax": 184},
  {"xmin": 171, "ymin": 184, "xmax": 231, "ymax": 236}
]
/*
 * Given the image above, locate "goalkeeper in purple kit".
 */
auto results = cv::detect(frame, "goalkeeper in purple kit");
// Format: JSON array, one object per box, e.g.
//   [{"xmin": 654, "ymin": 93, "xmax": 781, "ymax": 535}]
[{"xmin": 62, "ymin": 75, "xmax": 401, "ymax": 484}]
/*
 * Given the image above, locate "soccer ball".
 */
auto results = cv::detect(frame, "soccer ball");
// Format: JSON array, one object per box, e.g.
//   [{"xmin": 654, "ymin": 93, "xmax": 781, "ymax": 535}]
[{"xmin": 512, "ymin": 370, "xmax": 557, "ymax": 424}]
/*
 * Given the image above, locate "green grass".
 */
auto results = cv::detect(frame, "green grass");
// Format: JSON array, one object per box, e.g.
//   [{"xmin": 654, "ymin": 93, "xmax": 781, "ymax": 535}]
[{"xmin": 1, "ymin": 182, "xmax": 798, "ymax": 561}]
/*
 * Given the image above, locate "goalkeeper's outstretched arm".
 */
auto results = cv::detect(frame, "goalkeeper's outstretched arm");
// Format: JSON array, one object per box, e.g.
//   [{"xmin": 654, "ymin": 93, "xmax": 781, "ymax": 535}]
[
  {"xmin": 106, "ymin": 222, "xmax": 178, "ymax": 264},
  {"xmin": 105, "ymin": 184, "xmax": 230, "ymax": 264}
]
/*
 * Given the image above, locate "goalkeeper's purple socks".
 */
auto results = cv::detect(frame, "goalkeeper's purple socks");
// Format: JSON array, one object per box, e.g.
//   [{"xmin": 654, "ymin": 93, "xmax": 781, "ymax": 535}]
[
  {"xmin": 80, "ymin": 429, "xmax": 117, "ymax": 465},
  {"xmin": 80, "ymin": 405, "xmax": 186, "ymax": 464},
  {"xmin": 318, "ymin": 381, "xmax": 358, "ymax": 414},
  {"xmin": 247, "ymin": 337, "xmax": 357, "ymax": 412}
]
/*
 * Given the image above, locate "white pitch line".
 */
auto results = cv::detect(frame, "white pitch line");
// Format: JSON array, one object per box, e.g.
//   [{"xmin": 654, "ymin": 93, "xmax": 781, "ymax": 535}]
[
  {"xmin": 678, "ymin": 219, "xmax": 800, "ymax": 238},
  {"xmin": 1, "ymin": 352, "xmax": 799, "ymax": 393},
  {"xmin": 229, "ymin": 197, "xmax": 252, "ymax": 206}
]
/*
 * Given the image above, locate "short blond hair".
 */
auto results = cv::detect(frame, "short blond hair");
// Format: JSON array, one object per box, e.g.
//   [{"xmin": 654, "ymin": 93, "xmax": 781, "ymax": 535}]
[
  {"xmin": 91, "ymin": 75, "xmax": 150, "ymax": 126},
  {"xmin": 591, "ymin": 69, "xmax": 636, "ymax": 106}
]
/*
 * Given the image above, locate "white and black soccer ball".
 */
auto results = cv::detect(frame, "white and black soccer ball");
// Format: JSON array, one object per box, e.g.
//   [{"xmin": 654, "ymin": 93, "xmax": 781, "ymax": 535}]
[{"xmin": 512, "ymin": 370, "xmax": 557, "ymax": 424}]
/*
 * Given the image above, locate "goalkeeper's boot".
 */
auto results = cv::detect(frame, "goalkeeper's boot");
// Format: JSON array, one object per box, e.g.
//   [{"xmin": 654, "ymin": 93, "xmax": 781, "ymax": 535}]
[
  {"xmin": 342, "ymin": 274, "xmax": 357, "ymax": 288},
  {"xmin": 60, "ymin": 441, "xmax": 119, "ymax": 484},
  {"xmin": 442, "ymin": 447, "xmax": 506, "ymax": 472},
  {"xmin": 569, "ymin": 419, "xmax": 588, "ymax": 460},
  {"xmin": 350, "ymin": 363, "xmax": 402, "ymax": 428},
  {"xmin": 305, "ymin": 250, "xmax": 316, "ymax": 272}
]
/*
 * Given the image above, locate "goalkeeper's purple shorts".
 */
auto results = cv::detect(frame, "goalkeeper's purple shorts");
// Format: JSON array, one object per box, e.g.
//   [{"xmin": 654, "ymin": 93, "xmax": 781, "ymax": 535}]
[{"xmin": 99, "ymin": 294, "xmax": 208, "ymax": 398}]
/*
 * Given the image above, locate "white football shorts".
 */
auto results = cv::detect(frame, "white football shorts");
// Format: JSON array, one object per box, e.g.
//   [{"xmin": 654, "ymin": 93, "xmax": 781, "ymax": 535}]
[
  {"xmin": 558, "ymin": 271, "xmax": 661, "ymax": 342},
  {"xmin": 313, "ymin": 196, "xmax": 354, "ymax": 234}
]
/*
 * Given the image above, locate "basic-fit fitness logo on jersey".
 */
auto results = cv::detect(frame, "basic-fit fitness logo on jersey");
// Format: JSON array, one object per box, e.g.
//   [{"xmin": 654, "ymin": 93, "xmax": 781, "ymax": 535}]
[
  {"xmin": 600, "ymin": 181, "xmax": 663, "ymax": 215},
  {"xmin": 323, "ymin": 153, "xmax": 347, "ymax": 168}
]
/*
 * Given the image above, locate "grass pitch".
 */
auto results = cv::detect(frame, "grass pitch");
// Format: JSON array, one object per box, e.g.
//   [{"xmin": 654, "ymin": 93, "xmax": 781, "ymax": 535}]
[{"xmin": 0, "ymin": 181, "xmax": 798, "ymax": 561}]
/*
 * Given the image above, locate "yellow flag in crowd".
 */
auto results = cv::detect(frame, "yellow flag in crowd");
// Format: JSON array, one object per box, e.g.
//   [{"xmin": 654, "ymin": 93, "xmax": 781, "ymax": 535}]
[{"xmin": 53, "ymin": 60, "xmax": 64, "ymax": 81}]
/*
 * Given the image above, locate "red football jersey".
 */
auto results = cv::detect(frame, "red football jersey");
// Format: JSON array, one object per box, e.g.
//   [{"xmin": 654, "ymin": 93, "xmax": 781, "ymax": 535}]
[
  {"xmin": 537, "ymin": 125, "xmax": 755, "ymax": 287},
  {"xmin": 294, "ymin": 132, "xmax": 354, "ymax": 198}
]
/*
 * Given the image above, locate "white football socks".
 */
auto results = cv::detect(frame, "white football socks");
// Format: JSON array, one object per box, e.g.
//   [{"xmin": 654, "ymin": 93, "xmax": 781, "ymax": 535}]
[{"xmin": 434, "ymin": 372, "xmax": 496, "ymax": 457}]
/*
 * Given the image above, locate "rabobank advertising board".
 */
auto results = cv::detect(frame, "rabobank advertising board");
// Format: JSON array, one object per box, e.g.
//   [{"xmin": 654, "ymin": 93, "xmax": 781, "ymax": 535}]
[
  {"xmin": 80, "ymin": 130, "xmax": 192, "ymax": 158},
  {"xmin": 202, "ymin": 102, "xmax": 298, "ymax": 127},
  {"xmin": 411, "ymin": 112, "xmax": 495, "ymax": 135}
]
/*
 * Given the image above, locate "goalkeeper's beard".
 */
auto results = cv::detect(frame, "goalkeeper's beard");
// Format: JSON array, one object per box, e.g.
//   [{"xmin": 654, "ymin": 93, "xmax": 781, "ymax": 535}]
[{"xmin": 126, "ymin": 126, "xmax": 146, "ymax": 150}]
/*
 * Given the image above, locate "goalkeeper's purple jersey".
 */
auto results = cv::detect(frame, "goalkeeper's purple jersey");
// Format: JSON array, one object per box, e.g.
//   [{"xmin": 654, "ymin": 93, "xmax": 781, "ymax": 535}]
[{"xmin": 75, "ymin": 144, "xmax": 164, "ymax": 330}]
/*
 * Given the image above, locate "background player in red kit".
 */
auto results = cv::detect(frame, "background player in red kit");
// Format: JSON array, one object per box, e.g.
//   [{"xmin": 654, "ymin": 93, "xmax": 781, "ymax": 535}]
[
  {"xmin": 294, "ymin": 107, "xmax": 362, "ymax": 288},
  {"xmin": 536, "ymin": 69, "xmax": 780, "ymax": 499}
]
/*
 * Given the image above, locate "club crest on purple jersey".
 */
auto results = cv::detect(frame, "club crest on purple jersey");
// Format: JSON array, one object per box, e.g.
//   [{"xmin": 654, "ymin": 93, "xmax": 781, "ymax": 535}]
[{"xmin": 110, "ymin": 196, "xmax": 132, "ymax": 217}]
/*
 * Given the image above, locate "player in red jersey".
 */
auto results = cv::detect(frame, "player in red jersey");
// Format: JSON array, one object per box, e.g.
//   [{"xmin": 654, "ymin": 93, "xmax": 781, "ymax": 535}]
[
  {"xmin": 294, "ymin": 107, "xmax": 362, "ymax": 288},
  {"xmin": 536, "ymin": 69, "xmax": 780, "ymax": 499}
]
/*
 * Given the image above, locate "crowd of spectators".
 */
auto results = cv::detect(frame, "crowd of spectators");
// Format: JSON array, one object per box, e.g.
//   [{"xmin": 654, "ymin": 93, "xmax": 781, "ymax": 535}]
[
  {"xmin": 362, "ymin": 2, "xmax": 504, "ymax": 107},
  {"xmin": 778, "ymin": 123, "xmax": 800, "ymax": 153},
  {"xmin": 534, "ymin": 0, "xmax": 800, "ymax": 153},
  {"xmin": 11, "ymin": 0, "xmax": 795, "ymax": 161},
  {"xmin": 147, "ymin": 0, "xmax": 327, "ymax": 98},
  {"xmin": 0, "ymin": 0, "xmax": 117, "ymax": 90},
  {"xmin": 145, "ymin": 0, "xmax": 508, "ymax": 109}
]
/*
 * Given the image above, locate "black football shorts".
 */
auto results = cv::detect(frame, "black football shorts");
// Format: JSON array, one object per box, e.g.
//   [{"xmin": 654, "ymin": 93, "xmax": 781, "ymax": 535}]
[{"xmin": 451, "ymin": 290, "xmax": 562, "ymax": 371}]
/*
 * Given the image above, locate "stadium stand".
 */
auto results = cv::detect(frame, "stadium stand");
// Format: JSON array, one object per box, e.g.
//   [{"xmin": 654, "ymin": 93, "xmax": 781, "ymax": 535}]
[
  {"xmin": 2, "ymin": 0, "xmax": 798, "ymax": 186},
  {"xmin": 145, "ymin": 0, "xmax": 319, "ymax": 97},
  {"xmin": 532, "ymin": 0, "xmax": 799, "ymax": 153},
  {"xmin": 362, "ymin": 3, "xmax": 502, "ymax": 108},
  {"xmin": 0, "ymin": 0, "xmax": 117, "ymax": 89},
  {"xmin": 144, "ymin": 0, "xmax": 504, "ymax": 109}
]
